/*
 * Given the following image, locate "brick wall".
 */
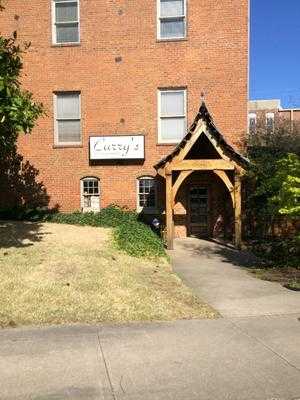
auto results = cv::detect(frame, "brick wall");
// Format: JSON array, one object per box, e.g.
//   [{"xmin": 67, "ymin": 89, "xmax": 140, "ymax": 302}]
[{"xmin": 1, "ymin": 0, "xmax": 249, "ymax": 212}]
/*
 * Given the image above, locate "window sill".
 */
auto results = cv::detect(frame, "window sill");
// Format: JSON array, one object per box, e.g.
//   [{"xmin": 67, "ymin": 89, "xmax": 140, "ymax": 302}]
[
  {"xmin": 156, "ymin": 37, "xmax": 187, "ymax": 43},
  {"xmin": 51, "ymin": 43, "xmax": 81, "ymax": 48},
  {"xmin": 157, "ymin": 142, "xmax": 180, "ymax": 146},
  {"xmin": 53, "ymin": 144, "xmax": 83, "ymax": 149}
]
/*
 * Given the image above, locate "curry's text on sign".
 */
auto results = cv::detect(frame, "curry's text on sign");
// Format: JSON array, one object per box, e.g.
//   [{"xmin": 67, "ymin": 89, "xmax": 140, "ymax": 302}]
[{"xmin": 89, "ymin": 135, "xmax": 145, "ymax": 160}]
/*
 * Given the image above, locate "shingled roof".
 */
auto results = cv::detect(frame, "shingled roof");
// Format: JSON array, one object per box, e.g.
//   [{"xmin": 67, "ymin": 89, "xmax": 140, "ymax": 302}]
[{"xmin": 154, "ymin": 101, "xmax": 249, "ymax": 170}]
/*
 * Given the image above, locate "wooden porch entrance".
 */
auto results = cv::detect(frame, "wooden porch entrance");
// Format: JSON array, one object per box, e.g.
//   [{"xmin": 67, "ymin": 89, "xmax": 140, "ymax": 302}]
[{"xmin": 154, "ymin": 101, "xmax": 248, "ymax": 250}]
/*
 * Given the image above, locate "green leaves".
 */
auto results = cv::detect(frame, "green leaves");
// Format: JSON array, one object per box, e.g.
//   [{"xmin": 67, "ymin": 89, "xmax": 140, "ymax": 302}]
[
  {"xmin": 246, "ymin": 118, "xmax": 300, "ymax": 219},
  {"xmin": 270, "ymin": 154, "xmax": 300, "ymax": 216},
  {"xmin": 0, "ymin": 30, "xmax": 44, "ymax": 155}
]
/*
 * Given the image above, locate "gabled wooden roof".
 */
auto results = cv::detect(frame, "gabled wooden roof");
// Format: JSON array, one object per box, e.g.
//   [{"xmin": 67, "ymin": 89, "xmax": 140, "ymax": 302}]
[{"xmin": 154, "ymin": 101, "xmax": 249, "ymax": 170}]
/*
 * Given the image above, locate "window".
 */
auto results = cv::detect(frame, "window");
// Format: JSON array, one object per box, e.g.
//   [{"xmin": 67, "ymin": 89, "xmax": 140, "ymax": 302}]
[
  {"xmin": 248, "ymin": 113, "xmax": 257, "ymax": 134},
  {"xmin": 158, "ymin": 0, "xmax": 186, "ymax": 40},
  {"xmin": 266, "ymin": 112, "xmax": 275, "ymax": 133},
  {"xmin": 52, "ymin": 0, "xmax": 80, "ymax": 44},
  {"xmin": 54, "ymin": 92, "xmax": 81, "ymax": 145},
  {"xmin": 158, "ymin": 89, "xmax": 187, "ymax": 143},
  {"xmin": 137, "ymin": 177, "xmax": 157, "ymax": 213},
  {"xmin": 81, "ymin": 177, "xmax": 100, "ymax": 212}
]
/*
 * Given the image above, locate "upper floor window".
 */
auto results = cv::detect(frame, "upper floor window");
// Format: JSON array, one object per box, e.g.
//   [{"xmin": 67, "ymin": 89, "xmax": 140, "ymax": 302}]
[
  {"xmin": 137, "ymin": 177, "xmax": 157, "ymax": 213},
  {"xmin": 158, "ymin": 89, "xmax": 187, "ymax": 143},
  {"xmin": 158, "ymin": 0, "xmax": 186, "ymax": 40},
  {"xmin": 52, "ymin": 0, "xmax": 80, "ymax": 44},
  {"xmin": 54, "ymin": 92, "xmax": 81, "ymax": 145},
  {"xmin": 248, "ymin": 113, "xmax": 257, "ymax": 134},
  {"xmin": 266, "ymin": 112, "xmax": 275, "ymax": 133}
]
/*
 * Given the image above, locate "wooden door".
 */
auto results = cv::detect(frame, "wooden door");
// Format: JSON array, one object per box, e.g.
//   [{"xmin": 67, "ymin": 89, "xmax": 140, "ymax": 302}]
[{"xmin": 188, "ymin": 186, "xmax": 209, "ymax": 237}]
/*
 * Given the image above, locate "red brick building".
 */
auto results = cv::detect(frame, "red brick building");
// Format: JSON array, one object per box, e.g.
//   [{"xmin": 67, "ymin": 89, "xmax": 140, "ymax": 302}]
[
  {"xmin": 248, "ymin": 99, "xmax": 300, "ymax": 133},
  {"xmin": 1, "ymin": 0, "xmax": 249, "ymax": 244}
]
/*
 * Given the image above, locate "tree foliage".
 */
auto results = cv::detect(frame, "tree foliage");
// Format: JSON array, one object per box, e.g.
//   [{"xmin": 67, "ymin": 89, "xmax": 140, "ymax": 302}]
[
  {"xmin": 246, "ymin": 116, "xmax": 300, "ymax": 222},
  {"xmin": 0, "ymin": 5, "xmax": 47, "ymax": 211},
  {"xmin": 270, "ymin": 153, "xmax": 300, "ymax": 216},
  {"xmin": 0, "ymin": 30, "xmax": 44, "ymax": 155}
]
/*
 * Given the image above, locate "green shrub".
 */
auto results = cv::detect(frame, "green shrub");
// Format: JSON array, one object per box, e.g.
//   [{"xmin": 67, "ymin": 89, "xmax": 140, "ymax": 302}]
[
  {"xmin": 114, "ymin": 220, "xmax": 166, "ymax": 258},
  {"xmin": 44, "ymin": 205, "xmax": 138, "ymax": 227},
  {"xmin": 250, "ymin": 235, "xmax": 300, "ymax": 268}
]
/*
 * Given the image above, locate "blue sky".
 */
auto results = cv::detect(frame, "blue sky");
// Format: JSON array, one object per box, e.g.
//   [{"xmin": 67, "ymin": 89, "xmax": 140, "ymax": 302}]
[{"xmin": 250, "ymin": 0, "xmax": 300, "ymax": 108}]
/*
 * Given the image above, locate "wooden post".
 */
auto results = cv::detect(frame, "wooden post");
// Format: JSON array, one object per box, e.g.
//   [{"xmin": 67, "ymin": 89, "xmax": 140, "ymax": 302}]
[
  {"xmin": 234, "ymin": 173, "xmax": 242, "ymax": 249},
  {"xmin": 166, "ymin": 171, "xmax": 174, "ymax": 250}
]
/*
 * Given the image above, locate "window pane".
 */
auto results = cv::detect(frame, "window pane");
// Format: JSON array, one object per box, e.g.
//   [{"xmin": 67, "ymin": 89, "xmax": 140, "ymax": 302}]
[
  {"xmin": 266, "ymin": 113, "xmax": 274, "ymax": 131},
  {"xmin": 139, "ymin": 179, "xmax": 156, "ymax": 209},
  {"xmin": 249, "ymin": 118, "xmax": 256, "ymax": 127},
  {"xmin": 57, "ymin": 93, "xmax": 80, "ymax": 119},
  {"xmin": 58, "ymin": 120, "xmax": 81, "ymax": 142},
  {"xmin": 161, "ymin": 117, "xmax": 186, "ymax": 141},
  {"xmin": 55, "ymin": 2, "xmax": 78, "ymax": 23},
  {"xmin": 83, "ymin": 179, "xmax": 99, "ymax": 195},
  {"xmin": 161, "ymin": 0, "xmax": 184, "ymax": 17},
  {"xmin": 161, "ymin": 91, "xmax": 184, "ymax": 116},
  {"xmin": 56, "ymin": 23, "xmax": 79, "ymax": 43},
  {"xmin": 92, "ymin": 181, "xmax": 99, "ymax": 194},
  {"xmin": 140, "ymin": 186, "xmax": 146, "ymax": 194},
  {"xmin": 160, "ymin": 18, "xmax": 185, "ymax": 38}
]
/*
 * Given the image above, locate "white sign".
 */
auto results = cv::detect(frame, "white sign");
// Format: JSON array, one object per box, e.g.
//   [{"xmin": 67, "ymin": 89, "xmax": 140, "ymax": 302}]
[{"xmin": 89, "ymin": 135, "xmax": 145, "ymax": 160}]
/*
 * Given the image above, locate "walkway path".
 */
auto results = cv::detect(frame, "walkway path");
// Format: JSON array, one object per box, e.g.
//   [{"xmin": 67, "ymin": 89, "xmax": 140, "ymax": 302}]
[
  {"xmin": 0, "ymin": 315, "xmax": 300, "ymax": 400},
  {"xmin": 172, "ymin": 238, "xmax": 300, "ymax": 318}
]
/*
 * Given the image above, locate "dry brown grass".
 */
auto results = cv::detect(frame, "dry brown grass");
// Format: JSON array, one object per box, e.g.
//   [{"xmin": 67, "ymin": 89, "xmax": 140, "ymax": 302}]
[{"xmin": 0, "ymin": 221, "xmax": 217, "ymax": 327}]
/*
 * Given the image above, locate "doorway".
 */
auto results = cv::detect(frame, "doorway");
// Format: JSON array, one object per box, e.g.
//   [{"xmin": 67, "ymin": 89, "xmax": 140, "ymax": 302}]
[{"xmin": 188, "ymin": 186, "xmax": 209, "ymax": 237}]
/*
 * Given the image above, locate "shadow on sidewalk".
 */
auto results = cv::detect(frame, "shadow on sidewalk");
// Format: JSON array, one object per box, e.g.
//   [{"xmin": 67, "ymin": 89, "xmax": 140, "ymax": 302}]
[{"xmin": 174, "ymin": 238, "xmax": 260, "ymax": 269}]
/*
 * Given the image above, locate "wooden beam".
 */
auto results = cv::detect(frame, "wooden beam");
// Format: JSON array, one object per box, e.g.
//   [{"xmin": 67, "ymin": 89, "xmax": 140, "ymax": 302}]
[
  {"xmin": 165, "ymin": 172, "xmax": 174, "ymax": 250},
  {"xmin": 169, "ymin": 159, "xmax": 234, "ymax": 171},
  {"xmin": 234, "ymin": 173, "xmax": 242, "ymax": 249},
  {"xmin": 172, "ymin": 170, "xmax": 193, "ymax": 202},
  {"xmin": 156, "ymin": 167, "xmax": 166, "ymax": 178},
  {"xmin": 213, "ymin": 170, "xmax": 235, "ymax": 206}
]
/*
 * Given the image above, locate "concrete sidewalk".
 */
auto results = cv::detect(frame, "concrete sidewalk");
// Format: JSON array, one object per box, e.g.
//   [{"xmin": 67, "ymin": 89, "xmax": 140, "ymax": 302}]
[
  {"xmin": 0, "ymin": 315, "xmax": 300, "ymax": 400},
  {"xmin": 172, "ymin": 238, "xmax": 300, "ymax": 318}
]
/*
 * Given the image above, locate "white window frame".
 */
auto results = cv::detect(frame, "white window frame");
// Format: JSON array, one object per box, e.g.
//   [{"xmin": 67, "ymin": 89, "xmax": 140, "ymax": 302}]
[
  {"xmin": 53, "ymin": 91, "xmax": 82, "ymax": 146},
  {"xmin": 157, "ymin": 0, "xmax": 187, "ymax": 40},
  {"xmin": 248, "ymin": 113, "xmax": 257, "ymax": 133},
  {"xmin": 52, "ymin": 0, "xmax": 80, "ymax": 45},
  {"xmin": 158, "ymin": 88, "xmax": 187, "ymax": 144},
  {"xmin": 136, "ymin": 176, "xmax": 158, "ymax": 214},
  {"xmin": 80, "ymin": 177, "xmax": 100, "ymax": 212},
  {"xmin": 266, "ymin": 112, "xmax": 275, "ymax": 132}
]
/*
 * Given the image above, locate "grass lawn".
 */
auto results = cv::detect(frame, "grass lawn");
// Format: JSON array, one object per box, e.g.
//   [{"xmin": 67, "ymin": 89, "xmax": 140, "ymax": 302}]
[{"xmin": 0, "ymin": 221, "xmax": 217, "ymax": 328}]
